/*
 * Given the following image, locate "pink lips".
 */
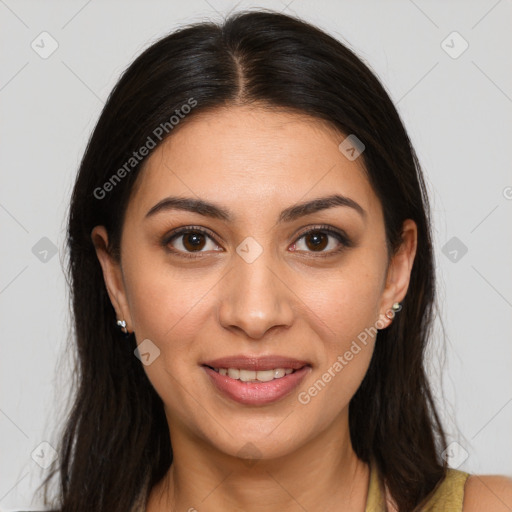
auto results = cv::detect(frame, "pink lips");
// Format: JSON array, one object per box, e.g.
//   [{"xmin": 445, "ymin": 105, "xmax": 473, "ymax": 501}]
[{"xmin": 201, "ymin": 355, "xmax": 311, "ymax": 406}]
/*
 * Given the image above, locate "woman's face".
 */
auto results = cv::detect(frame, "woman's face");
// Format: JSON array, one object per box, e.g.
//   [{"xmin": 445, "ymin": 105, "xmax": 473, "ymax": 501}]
[{"xmin": 93, "ymin": 105, "xmax": 416, "ymax": 460}]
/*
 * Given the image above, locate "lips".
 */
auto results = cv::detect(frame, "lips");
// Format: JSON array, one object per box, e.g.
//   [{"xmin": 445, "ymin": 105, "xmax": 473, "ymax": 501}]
[
  {"xmin": 200, "ymin": 355, "xmax": 312, "ymax": 405},
  {"xmin": 203, "ymin": 365, "xmax": 311, "ymax": 405},
  {"xmin": 200, "ymin": 355, "xmax": 310, "ymax": 372}
]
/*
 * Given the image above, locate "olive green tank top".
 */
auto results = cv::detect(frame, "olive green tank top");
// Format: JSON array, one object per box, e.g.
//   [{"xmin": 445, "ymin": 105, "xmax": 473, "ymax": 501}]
[{"xmin": 365, "ymin": 461, "xmax": 471, "ymax": 511}]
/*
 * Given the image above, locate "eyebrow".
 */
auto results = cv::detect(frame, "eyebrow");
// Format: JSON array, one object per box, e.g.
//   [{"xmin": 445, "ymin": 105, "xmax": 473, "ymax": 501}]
[{"xmin": 145, "ymin": 193, "xmax": 366, "ymax": 223}]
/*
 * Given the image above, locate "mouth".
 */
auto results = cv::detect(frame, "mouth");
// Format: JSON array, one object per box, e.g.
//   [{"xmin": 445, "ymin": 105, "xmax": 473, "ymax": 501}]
[
  {"xmin": 203, "ymin": 365, "xmax": 302, "ymax": 383},
  {"xmin": 200, "ymin": 358, "xmax": 312, "ymax": 405}
]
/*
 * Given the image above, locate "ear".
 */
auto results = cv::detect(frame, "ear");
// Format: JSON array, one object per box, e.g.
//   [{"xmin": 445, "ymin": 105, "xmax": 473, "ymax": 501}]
[
  {"xmin": 91, "ymin": 226, "xmax": 134, "ymax": 333},
  {"xmin": 377, "ymin": 219, "xmax": 418, "ymax": 328}
]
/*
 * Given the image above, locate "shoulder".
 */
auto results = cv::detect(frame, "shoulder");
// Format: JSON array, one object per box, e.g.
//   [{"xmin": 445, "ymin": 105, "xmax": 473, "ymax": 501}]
[{"xmin": 463, "ymin": 473, "xmax": 512, "ymax": 511}]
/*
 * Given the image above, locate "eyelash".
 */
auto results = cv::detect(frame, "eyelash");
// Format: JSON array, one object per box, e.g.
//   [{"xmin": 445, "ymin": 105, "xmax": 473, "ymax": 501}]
[{"xmin": 162, "ymin": 224, "xmax": 353, "ymax": 260}]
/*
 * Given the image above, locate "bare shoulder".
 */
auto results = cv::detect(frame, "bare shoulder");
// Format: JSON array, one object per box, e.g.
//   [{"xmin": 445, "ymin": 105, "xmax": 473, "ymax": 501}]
[{"xmin": 463, "ymin": 473, "xmax": 512, "ymax": 511}]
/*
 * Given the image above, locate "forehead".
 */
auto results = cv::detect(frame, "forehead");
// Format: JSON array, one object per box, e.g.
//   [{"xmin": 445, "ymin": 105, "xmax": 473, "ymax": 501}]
[{"xmin": 128, "ymin": 105, "xmax": 381, "ymax": 223}]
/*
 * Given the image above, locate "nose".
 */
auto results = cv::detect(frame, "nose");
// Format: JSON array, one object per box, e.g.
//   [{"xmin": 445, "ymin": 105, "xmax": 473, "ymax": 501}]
[{"xmin": 217, "ymin": 251, "xmax": 295, "ymax": 340}]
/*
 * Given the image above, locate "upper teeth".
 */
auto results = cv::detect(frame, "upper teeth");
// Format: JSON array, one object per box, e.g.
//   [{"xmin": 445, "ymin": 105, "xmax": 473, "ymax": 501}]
[{"xmin": 215, "ymin": 368, "xmax": 294, "ymax": 382}]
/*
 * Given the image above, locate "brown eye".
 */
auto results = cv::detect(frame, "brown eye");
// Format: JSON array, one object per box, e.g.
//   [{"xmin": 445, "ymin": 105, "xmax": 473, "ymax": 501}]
[
  {"xmin": 165, "ymin": 228, "xmax": 222, "ymax": 256},
  {"xmin": 291, "ymin": 226, "xmax": 351, "ymax": 256},
  {"xmin": 182, "ymin": 232, "xmax": 207, "ymax": 251},
  {"xmin": 304, "ymin": 232, "xmax": 328, "ymax": 251}
]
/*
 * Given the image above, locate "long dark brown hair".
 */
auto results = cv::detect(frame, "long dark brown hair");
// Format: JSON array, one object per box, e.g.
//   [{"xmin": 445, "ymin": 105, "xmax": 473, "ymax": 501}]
[{"xmin": 40, "ymin": 9, "xmax": 448, "ymax": 511}]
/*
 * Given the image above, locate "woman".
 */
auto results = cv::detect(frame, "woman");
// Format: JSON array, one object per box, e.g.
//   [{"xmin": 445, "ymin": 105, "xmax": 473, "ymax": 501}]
[{"xmin": 39, "ymin": 9, "xmax": 512, "ymax": 512}]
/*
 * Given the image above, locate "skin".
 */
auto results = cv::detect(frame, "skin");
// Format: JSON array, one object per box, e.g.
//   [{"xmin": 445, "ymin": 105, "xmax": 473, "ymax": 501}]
[{"xmin": 92, "ymin": 105, "xmax": 512, "ymax": 511}]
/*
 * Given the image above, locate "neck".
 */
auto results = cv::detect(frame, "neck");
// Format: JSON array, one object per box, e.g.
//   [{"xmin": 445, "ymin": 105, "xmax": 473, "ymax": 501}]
[{"xmin": 147, "ymin": 412, "xmax": 370, "ymax": 512}]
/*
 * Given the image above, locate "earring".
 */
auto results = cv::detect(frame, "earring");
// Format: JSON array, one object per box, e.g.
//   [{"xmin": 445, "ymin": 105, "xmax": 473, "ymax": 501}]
[
  {"xmin": 391, "ymin": 302, "xmax": 402, "ymax": 312},
  {"xmin": 384, "ymin": 302, "xmax": 402, "ymax": 321},
  {"xmin": 116, "ymin": 319, "xmax": 128, "ymax": 334}
]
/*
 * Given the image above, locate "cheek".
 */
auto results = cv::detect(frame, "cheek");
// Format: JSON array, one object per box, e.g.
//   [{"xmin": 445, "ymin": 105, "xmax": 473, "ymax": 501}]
[
  {"xmin": 294, "ymin": 255, "xmax": 385, "ymax": 411},
  {"xmin": 122, "ymin": 254, "xmax": 221, "ymax": 376},
  {"xmin": 300, "ymin": 255, "xmax": 386, "ymax": 342},
  {"xmin": 122, "ymin": 242, "xmax": 211, "ymax": 335},
  {"xmin": 122, "ymin": 262, "xmax": 215, "ymax": 414},
  {"xmin": 296, "ymin": 283, "xmax": 379, "ymax": 428}
]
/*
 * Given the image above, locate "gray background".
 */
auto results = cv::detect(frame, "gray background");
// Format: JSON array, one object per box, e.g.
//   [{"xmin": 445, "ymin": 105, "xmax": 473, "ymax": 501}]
[{"xmin": 1, "ymin": 0, "xmax": 511, "ymax": 509}]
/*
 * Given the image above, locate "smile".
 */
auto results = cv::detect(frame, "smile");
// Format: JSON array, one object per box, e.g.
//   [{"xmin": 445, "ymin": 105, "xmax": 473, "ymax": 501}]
[
  {"xmin": 207, "ymin": 366, "xmax": 295, "ymax": 382},
  {"xmin": 202, "ymin": 364, "xmax": 311, "ymax": 405}
]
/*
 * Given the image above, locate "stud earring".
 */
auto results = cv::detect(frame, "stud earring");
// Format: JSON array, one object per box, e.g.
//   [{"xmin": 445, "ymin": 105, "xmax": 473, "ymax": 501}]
[
  {"xmin": 384, "ymin": 302, "xmax": 402, "ymax": 321},
  {"xmin": 391, "ymin": 302, "xmax": 402, "ymax": 312},
  {"xmin": 116, "ymin": 319, "xmax": 128, "ymax": 334}
]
